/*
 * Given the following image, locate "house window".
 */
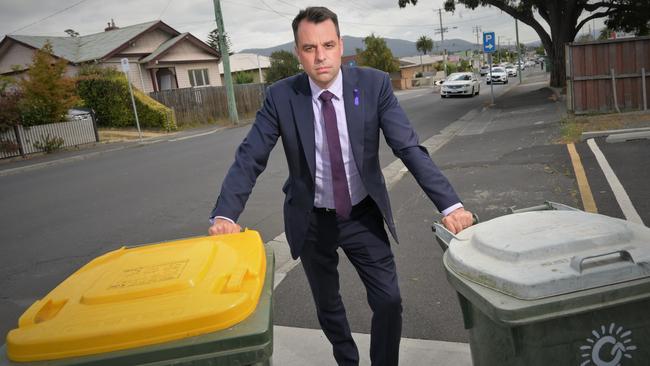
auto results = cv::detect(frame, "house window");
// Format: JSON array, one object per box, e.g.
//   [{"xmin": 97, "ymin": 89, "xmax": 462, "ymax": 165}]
[{"xmin": 188, "ymin": 69, "xmax": 210, "ymax": 87}]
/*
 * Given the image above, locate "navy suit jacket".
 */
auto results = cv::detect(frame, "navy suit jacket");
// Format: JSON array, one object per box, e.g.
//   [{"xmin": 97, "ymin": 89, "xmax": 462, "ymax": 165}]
[{"xmin": 211, "ymin": 66, "xmax": 460, "ymax": 259}]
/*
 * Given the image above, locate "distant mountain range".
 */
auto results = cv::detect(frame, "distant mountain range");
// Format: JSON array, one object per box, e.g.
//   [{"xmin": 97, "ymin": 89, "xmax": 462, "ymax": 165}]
[{"xmin": 241, "ymin": 35, "xmax": 483, "ymax": 58}]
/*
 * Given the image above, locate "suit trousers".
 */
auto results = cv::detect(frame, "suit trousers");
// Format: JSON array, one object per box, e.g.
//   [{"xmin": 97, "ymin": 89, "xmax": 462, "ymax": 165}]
[{"xmin": 300, "ymin": 196, "xmax": 402, "ymax": 366}]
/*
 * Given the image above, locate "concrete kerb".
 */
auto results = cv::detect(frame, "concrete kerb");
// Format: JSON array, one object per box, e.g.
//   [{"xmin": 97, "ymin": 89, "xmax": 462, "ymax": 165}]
[
  {"xmin": 0, "ymin": 127, "xmax": 229, "ymax": 177},
  {"xmin": 605, "ymin": 130, "xmax": 650, "ymax": 143},
  {"xmin": 582, "ymin": 127, "xmax": 650, "ymax": 141},
  {"xmin": 0, "ymin": 146, "xmax": 129, "ymax": 177}
]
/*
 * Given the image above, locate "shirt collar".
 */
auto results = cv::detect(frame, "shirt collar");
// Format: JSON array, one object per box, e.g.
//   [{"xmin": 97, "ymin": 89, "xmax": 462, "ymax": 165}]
[{"xmin": 308, "ymin": 69, "xmax": 343, "ymax": 101}]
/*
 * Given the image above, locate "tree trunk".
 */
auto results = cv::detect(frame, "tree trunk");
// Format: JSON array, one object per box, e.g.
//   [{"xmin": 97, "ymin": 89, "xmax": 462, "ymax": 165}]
[
  {"xmin": 545, "ymin": 1, "xmax": 578, "ymax": 88},
  {"xmin": 549, "ymin": 40, "xmax": 567, "ymax": 88}
]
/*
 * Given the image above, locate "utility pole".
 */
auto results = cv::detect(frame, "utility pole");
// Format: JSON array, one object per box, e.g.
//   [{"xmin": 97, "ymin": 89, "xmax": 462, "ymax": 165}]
[
  {"xmin": 515, "ymin": 19, "xmax": 522, "ymax": 83},
  {"xmin": 256, "ymin": 54, "xmax": 263, "ymax": 83},
  {"xmin": 213, "ymin": 0, "xmax": 238, "ymax": 125},
  {"xmin": 473, "ymin": 26, "xmax": 482, "ymax": 64},
  {"xmin": 438, "ymin": 8, "xmax": 446, "ymax": 77},
  {"xmin": 434, "ymin": 8, "xmax": 457, "ymax": 76},
  {"xmin": 498, "ymin": 35, "xmax": 505, "ymax": 63}
]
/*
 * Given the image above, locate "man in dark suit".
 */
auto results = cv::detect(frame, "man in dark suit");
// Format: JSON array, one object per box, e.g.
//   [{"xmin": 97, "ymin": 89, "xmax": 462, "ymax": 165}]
[{"xmin": 209, "ymin": 6, "xmax": 473, "ymax": 366}]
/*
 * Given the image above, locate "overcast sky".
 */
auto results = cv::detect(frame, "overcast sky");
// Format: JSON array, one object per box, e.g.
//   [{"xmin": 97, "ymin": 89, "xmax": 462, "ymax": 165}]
[{"xmin": 1, "ymin": 0, "xmax": 606, "ymax": 54}]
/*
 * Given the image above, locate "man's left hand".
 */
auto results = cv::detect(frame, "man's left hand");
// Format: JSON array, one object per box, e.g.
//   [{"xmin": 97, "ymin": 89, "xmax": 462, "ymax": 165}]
[{"xmin": 442, "ymin": 207, "xmax": 474, "ymax": 234}]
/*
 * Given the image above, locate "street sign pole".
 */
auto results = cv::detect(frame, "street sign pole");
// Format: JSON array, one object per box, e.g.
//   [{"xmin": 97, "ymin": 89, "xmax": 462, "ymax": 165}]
[
  {"xmin": 516, "ymin": 19, "xmax": 522, "ymax": 84},
  {"xmin": 121, "ymin": 58, "xmax": 143, "ymax": 142},
  {"xmin": 483, "ymin": 32, "xmax": 496, "ymax": 105}
]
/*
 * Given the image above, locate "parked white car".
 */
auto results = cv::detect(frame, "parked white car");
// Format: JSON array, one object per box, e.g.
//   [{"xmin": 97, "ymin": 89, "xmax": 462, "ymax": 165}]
[
  {"xmin": 440, "ymin": 72, "xmax": 480, "ymax": 98},
  {"xmin": 486, "ymin": 67, "xmax": 508, "ymax": 84}
]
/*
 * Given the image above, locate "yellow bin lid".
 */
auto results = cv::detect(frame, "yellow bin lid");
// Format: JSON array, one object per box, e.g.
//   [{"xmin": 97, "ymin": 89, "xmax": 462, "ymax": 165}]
[{"xmin": 6, "ymin": 230, "xmax": 266, "ymax": 362}]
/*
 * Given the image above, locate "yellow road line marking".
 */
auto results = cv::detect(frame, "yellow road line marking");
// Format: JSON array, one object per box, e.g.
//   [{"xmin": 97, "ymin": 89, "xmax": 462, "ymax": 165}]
[{"xmin": 567, "ymin": 143, "xmax": 598, "ymax": 213}]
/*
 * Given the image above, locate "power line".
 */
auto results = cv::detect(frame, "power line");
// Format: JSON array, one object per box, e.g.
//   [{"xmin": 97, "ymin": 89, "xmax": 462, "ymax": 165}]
[
  {"xmin": 8, "ymin": 0, "xmax": 94, "ymax": 34},
  {"xmin": 273, "ymin": 0, "xmax": 301, "ymax": 10},
  {"xmin": 158, "ymin": 0, "xmax": 174, "ymax": 20},
  {"xmin": 331, "ymin": 0, "xmax": 371, "ymax": 13},
  {"xmin": 221, "ymin": 0, "xmax": 293, "ymax": 16},
  {"xmin": 259, "ymin": 0, "xmax": 293, "ymax": 20}
]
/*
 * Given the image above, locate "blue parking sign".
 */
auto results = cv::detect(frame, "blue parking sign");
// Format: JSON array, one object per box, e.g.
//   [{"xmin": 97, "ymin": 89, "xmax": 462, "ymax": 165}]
[{"xmin": 483, "ymin": 32, "xmax": 495, "ymax": 53}]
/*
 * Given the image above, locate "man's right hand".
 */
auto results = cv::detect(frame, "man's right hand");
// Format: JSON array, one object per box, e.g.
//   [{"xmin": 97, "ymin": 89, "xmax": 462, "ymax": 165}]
[{"xmin": 208, "ymin": 218, "xmax": 242, "ymax": 235}]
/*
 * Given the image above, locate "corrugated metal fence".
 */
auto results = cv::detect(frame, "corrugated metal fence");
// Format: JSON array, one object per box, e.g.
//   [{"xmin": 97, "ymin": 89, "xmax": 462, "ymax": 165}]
[
  {"xmin": 566, "ymin": 36, "xmax": 650, "ymax": 114},
  {"xmin": 0, "ymin": 114, "xmax": 98, "ymax": 159},
  {"xmin": 149, "ymin": 83, "xmax": 267, "ymax": 126}
]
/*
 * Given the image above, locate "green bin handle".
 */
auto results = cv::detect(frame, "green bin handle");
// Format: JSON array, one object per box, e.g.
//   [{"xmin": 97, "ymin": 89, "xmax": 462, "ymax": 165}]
[
  {"xmin": 508, "ymin": 201, "xmax": 581, "ymax": 214},
  {"xmin": 570, "ymin": 250, "xmax": 636, "ymax": 273},
  {"xmin": 432, "ymin": 214, "xmax": 478, "ymax": 251}
]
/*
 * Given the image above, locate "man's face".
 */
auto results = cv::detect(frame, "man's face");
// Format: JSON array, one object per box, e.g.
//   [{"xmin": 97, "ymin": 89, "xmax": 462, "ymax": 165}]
[{"xmin": 294, "ymin": 19, "xmax": 343, "ymax": 89}]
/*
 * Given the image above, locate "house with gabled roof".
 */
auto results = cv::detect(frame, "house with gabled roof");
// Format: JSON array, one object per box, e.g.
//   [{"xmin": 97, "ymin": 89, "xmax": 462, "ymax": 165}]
[
  {"xmin": 0, "ymin": 19, "xmax": 222, "ymax": 92},
  {"xmin": 217, "ymin": 53, "xmax": 270, "ymax": 84}
]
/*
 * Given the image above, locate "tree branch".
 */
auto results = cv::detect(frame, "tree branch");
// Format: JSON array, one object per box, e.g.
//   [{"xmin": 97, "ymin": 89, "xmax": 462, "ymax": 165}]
[
  {"xmin": 480, "ymin": 1, "xmax": 552, "ymax": 49},
  {"xmin": 575, "ymin": 10, "xmax": 615, "ymax": 34},
  {"xmin": 536, "ymin": 2, "xmax": 551, "ymax": 24},
  {"xmin": 583, "ymin": 2, "xmax": 620, "ymax": 12}
]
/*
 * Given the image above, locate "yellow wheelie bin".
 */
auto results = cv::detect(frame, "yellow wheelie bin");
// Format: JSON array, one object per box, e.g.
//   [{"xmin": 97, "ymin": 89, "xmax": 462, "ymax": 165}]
[{"xmin": 2, "ymin": 230, "xmax": 273, "ymax": 366}]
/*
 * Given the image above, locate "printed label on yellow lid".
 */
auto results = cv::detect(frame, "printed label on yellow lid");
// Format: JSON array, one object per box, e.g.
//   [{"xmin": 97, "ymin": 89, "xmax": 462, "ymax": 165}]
[{"xmin": 7, "ymin": 230, "xmax": 266, "ymax": 362}]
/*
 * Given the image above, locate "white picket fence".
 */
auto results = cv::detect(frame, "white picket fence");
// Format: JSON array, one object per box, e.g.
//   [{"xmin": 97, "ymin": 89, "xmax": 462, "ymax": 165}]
[{"xmin": 0, "ymin": 114, "xmax": 98, "ymax": 159}]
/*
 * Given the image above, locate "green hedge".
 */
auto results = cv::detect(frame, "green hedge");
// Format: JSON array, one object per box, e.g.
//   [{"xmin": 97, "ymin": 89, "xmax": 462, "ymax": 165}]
[{"xmin": 77, "ymin": 74, "xmax": 176, "ymax": 131}]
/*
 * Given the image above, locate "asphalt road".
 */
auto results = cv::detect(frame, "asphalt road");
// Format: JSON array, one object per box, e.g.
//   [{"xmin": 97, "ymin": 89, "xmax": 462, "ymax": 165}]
[
  {"xmin": 0, "ymin": 70, "xmax": 527, "ymax": 341},
  {"xmin": 576, "ymin": 137, "xmax": 649, "ymax": 226}
]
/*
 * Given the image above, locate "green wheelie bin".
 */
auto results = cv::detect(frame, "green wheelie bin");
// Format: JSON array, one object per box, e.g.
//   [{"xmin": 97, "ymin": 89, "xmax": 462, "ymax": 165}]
[
  {"xmin": 2, "ymin": 230, "xmax": 274, "ymax": 366},
  {"xmin": 433, "ymin": 202, "xmax": 650, "ymax": 366}
]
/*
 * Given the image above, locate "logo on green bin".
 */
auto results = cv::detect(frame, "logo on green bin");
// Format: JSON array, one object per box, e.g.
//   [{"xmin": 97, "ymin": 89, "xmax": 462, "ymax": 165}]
[{"xmin": 579, "ymin": 323, "xmax": 636, "ymax": 366}]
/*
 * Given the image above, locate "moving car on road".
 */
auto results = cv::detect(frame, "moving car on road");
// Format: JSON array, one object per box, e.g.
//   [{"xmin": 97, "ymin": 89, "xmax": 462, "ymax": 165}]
[
  {"xmin": 479, "ymin": 65, "xmax": 490, "ymax": 76},
  {"xmin": 486, "ymin": 67, "xmax": 508, "ymax": 84},
  {"xmin": 505, "ymin": 65, "xmax": 518, "ymax": 77},
  {"xmin": 440, "ymin": 72, "xmax": 480, "ymax": 98}
]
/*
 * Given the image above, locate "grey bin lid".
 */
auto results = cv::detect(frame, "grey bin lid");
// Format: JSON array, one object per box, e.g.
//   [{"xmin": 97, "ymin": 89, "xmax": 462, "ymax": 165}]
[{"xmin": 446, "ymin": 211, "xmax": 650, "ymax": 300}]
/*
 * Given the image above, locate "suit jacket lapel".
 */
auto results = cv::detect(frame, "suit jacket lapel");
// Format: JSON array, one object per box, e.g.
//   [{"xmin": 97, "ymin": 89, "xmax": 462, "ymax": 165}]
[
  {"xmin": 342, "ymin": 67, "xmax": 365, "ymax": 175},
  {"xmin": 290, "ymin": 73, "xmax": 316, "ymax": 181}
]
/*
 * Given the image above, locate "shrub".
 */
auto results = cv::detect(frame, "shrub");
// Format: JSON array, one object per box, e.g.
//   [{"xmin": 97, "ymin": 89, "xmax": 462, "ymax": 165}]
[
  {"xmin": 77, "ymin": 69, "xmax": 176, "ymax": 131},
  {"xmin": 133, "ymin": 88, "xmax": 177, "ymax": 131},
  {"xmin": 0, "ymin": 88, "xmax": 22, "ymax": 132},
  {"xmin": 265, "ymin": 50, "xmax": 301, "ymax": 84},
  {"xmin": 19, "ymin": 42, "xmax": 79, "ymax": 126},
  {"xmin": 234, "ymin": 71, "xmax": 255, "ymax": 84},
  {"xmin": 33, "ymin": 133, "xmax": 64, "ymax": 153},
  {"xmin": 457, "ymin": 59, "xmax": 471, "ymax": 72}
]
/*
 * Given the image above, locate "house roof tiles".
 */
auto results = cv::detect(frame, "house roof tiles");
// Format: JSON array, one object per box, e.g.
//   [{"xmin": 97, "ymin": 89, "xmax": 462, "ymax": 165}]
[{"xmin": 6, "ymin": 20, "xmax": 166, "ymax": 63}]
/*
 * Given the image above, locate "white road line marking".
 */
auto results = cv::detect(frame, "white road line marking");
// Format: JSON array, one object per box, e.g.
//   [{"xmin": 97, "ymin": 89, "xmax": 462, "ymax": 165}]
[
  {"xmin": 586, "ymin": 138, "xmax": 643, "ymax": 224},
  {"xmin": 169, "ymin": 128, "xmax": 221, "ymax": 141}
]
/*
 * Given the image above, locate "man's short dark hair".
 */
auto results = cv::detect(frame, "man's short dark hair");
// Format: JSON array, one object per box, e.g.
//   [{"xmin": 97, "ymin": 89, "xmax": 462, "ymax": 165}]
[{"xmin": 292, "ymin": 6, "xmax": 340, "ymax": 44}]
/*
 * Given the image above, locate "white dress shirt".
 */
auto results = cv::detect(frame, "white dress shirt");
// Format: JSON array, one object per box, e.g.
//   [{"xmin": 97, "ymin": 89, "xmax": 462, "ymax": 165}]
[{"xmin": 309, "ymin": 72, "xmax": 367, "ymax": 208}]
